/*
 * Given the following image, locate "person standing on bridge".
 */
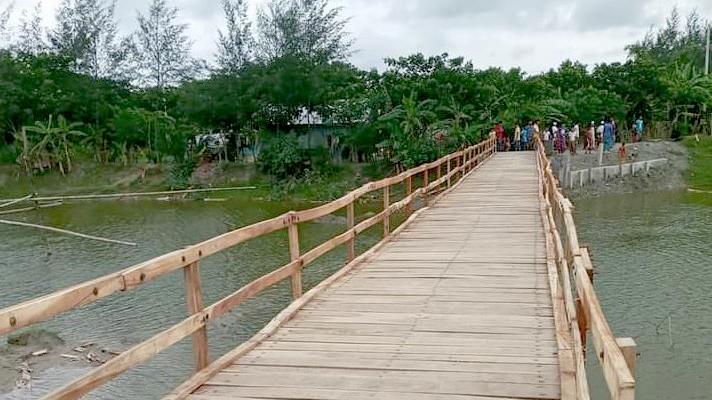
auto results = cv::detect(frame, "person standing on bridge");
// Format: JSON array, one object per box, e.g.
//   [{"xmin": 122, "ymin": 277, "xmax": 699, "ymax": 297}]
[
  {"xmin": 532, "ymin": 120, "xmax": 541, "ymax": 144},
  {"xmin": 513, "ymin": 123, "xmax": 521, "ymax": 151},
  {"xmin": 495, "ymin": 121, "xmax": 506, "ymax": 152},
  {"xmin": 546, "ymin": 122, "xmax": 557, "ymax": 154},
  {"xmin": 521, "ymin": 122, "xmax": 530, "ymax": 151}
]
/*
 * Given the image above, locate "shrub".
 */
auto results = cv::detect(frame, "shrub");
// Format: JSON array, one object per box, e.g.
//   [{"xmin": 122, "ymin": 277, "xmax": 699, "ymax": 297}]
[{"xmin": 257, "ymin": 135, "xmax": 310, "ymax": 179}]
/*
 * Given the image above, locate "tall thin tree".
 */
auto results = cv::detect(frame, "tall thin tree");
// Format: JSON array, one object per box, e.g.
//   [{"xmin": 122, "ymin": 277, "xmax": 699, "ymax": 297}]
[
  {"xmin": 133, "ymin": 0, "xmax": 194, "ymax": 89},
  {"xmin": 216, "ymin": 0, "xmax": 252, "ymax": 73},
  {"xmin": 0, "ymin": 1, "xmax": 13, "ymax": 48},
  {"xmin": 256, "ymin": 0, "xmax": 352, "ymax": 63},
  {"xmin": 49, "ymin": 0, "xmax": 131, "ymax": 80},
  {"xmin": 15, "ymin": 2, "xmax": 45, "ymax": 54}
]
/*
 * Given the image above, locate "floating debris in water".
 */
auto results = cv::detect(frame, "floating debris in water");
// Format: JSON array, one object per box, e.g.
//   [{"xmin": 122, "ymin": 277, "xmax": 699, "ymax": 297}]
[{"xmin": 31, "ymin": 349, "xmax": 48, "ymax": 357}]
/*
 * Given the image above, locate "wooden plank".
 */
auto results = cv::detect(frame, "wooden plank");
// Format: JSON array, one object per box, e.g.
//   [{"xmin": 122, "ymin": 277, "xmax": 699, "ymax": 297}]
[
  {"xmin": 191, "ymin": 386, "xmax": 522, "ymax": 400},
  {"xmin": 165, "ymin": 206, "xmax": 435, "ymax": 400},
  {"xmin": 184, "ymin": 261, "xmax": 209, "ymax": 371}
]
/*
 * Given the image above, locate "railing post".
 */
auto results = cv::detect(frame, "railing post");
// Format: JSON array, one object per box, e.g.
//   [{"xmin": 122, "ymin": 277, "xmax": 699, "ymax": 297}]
[
  {"xmin": 183, "ymin": 261, "xmax": 208, "ymax": 371},
  {"xmin": 455, "ymin": 156, "xmax": 460, "ymax": 181},
  {"xmin": 405, "ymin": 174, "xmax": 413, "ymax": 215},
  {"xmin": 346, "ymin": 200, "xmax": 355, "ymax": 262},
  {"xmin": 616, "ymin": 337, "xmax": 637, "ymax": 379},
  {"xmin": 446, "ymin": 156, "xmax": 451, "ymax": 188},
  {"xmin": 383, "ymin": 185, "xmax": 390, "ymax": 237},
  {"xmin": 287, "ymin": 213, "xmax": 302, "ymax": 300},
  {"xmin": 436, "ymin": 162, "xmax": 442, "ymax": 190},
  {"xmin": 463, "ymin": 149, "xmax": 468, "ymax": 173},
  {"xmin": 423, "ymin": 168, "xmax": 429, "ymax": 205}
]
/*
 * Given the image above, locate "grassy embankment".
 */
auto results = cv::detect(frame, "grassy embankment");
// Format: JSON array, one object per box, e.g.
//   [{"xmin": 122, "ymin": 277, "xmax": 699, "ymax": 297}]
[
  {"xmin": 683, "ymin": 136, "xmax": 712, "ymax": 191},
  {"xmin": 0, "ymin": 160, "xmax": 388, "ymax": 202}
]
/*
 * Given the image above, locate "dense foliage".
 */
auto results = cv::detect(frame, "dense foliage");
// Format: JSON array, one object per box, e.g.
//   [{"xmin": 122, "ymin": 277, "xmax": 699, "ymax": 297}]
[{"xmin": 0, "ymin": 1, "xmax": 711, "ymax": 178}]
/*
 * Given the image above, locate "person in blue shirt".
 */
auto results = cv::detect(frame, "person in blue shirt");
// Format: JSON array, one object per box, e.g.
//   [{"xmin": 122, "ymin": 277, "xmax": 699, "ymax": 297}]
[
  {"xmin": 635, "ymin": 117, "xmax": 644, "ymax": 141},
  {"xmin": 521, "ymin": 123, "xmax": 530, "ymax": 151},
  {"xmin": 603, "ymin": 118, "xmax": 615, "ymax": 152}
]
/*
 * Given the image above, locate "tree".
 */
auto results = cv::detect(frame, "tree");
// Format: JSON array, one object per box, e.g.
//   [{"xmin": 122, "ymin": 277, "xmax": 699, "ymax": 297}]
[
  {"xmin": 23, "ymin": 115, "xmax": 84, "ymax": 175},
  {"xmin": 49, "ymin": 0, "xmax": 130, "ymax": 80},
  {"xmin": 216, "ymin": 0, "xmax": 252, "ymax": 73},
  {"xmin": 0, "ymin": 1, "xmax": 13, "ymax": 47},
  {"xmin": 256, "ymin": 0, "xmax": 352, "ymax": 63},
  {"xmin": 15, "ymin": 2, "xmax": 46, "ymax": 55},
  {"xmin": 133, "ymin": 0, "xmax": 195, "ymax": 89}
]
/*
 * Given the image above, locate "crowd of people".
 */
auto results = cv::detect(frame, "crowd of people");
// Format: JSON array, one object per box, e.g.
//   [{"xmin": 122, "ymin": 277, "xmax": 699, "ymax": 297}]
[{"xmin": 491, "ymin": 117, "xmax": 645, "ymax": 157}]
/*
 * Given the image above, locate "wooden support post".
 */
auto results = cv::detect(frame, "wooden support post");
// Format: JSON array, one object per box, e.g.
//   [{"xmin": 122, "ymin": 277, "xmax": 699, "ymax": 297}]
[
  {"xmin": 580, "ymin": 246, "xmax": 595, "ymax": 283},
  {"xmin": 183, "ymin": 261, "xmax": 208, "ymax": 371},
  {"xmin": 616, "ymin": 337, "xmax": 637, "ymax": 379},
  {"xmin": 576, "ymin": 297, "xmax": 588, "ymax": 354},
  {"xmin": 346, "ymin": 201, "xmax": 355, "ymax": 262},
  {"xmin": 287, "ymin": 215, "xmax": 302, "ymax": 300},
  {"xmin": 405, "ymin": 175, "xmax": 413, "ymax": 215},
  {"xmin": 437, "ymin": 163, "xmax": 442, "ymax": 188},
  {"xmin": 446, "ymin": 157, "xmax": 451, "ymax": 188},
  {"xmin": 383, "ymin": 186, "xmax": 390, "ymax": 237},
  {"xmin": 423, "ymin": 169, "xmax": 429, "ymax": 205}
]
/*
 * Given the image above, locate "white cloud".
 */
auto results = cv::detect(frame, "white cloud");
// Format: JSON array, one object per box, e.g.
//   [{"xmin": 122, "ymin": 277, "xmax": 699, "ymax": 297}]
[{"xmin": 3, "ymin": 0, "xmax": 712, "ymax": 73}]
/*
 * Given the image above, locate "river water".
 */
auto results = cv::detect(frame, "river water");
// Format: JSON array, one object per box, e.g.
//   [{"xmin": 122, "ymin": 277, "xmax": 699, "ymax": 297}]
[
  {"xmin": 575, "ymin": 191, "xmax": 712, "ymax": 400},
  {"xmin": 0, "ymin": 190, "xmax": 710, "ymax": 399}
]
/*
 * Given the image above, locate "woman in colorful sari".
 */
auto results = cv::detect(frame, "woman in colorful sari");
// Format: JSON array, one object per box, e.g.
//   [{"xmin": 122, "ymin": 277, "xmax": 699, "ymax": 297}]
[
  {"xmin": 603, "ymin": 119, "xmax": 614, "ymax": 152},
  {"xmin": 555, "ymin": 126, "xmax": 567, "ymax": 154}
]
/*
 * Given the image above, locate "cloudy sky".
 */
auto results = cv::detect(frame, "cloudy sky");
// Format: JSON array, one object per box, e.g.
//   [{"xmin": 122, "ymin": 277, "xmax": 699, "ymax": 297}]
[{"xmin": 3, "ymin": 0, "xmax": 712, "ymax": 73}]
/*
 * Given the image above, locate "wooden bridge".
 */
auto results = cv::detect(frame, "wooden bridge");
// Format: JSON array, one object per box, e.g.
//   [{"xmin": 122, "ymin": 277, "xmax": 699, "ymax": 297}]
[{"xmin": 0, "ymin": 137, "xmax": 636, "ymax": 400}]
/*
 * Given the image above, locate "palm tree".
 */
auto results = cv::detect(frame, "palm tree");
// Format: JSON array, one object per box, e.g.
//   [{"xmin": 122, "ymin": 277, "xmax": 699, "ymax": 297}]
[{"xmin": 380, "ymin": 92, "xmax": 436, "ymax": 140}]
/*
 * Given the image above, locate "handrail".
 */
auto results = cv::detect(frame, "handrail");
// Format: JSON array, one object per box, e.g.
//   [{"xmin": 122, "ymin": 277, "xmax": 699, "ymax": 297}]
[
  {"xmin": 534, "ymin": 137, "xmax": 636, "ymax": 400},
  {"xmin": 0, "ymin": 137, "xmax": 497, "ymax": 399}
]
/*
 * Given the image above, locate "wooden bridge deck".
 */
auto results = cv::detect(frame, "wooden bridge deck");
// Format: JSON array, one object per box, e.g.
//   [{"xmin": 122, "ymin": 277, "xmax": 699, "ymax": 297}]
[{"xmin": 189, "ymin": 152, "xmax": 562, "ymax": 400}]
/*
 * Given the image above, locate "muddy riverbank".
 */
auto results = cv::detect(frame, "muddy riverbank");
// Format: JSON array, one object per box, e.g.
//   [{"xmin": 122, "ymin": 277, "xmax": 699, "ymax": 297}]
[{"xmin": 550, "ymin": 141, "xmax": 689, "ymax": 198}]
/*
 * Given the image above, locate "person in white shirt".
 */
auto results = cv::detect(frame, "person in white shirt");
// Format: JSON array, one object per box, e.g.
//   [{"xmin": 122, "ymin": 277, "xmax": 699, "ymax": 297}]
[
  {"xmin": 596, "ymin": 121, "xmax": 605, "ymax": 148},
  {"xmin": 569, "ymin": 123, "xmax": 579, "ymax": 154},
  {"xmin": 544, "ymin": 122, "xmax": 556, "ymax": 154}
]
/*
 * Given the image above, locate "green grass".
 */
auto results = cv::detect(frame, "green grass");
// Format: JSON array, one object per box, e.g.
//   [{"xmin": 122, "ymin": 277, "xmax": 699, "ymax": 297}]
[{"xmin": 683, "ymin": 135, "xmax": 712, "ymax": 191}]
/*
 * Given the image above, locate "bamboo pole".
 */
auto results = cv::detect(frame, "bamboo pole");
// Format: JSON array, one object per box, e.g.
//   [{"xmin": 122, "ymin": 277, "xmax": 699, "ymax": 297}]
[
  {"xmin": 0, "ymin": 219, "xmax": 137, "ymax": 246},
  {"xmin": 0, "ymin": 187, "xmax": 257, "ymax": 203},
  {"xmin": 0, "ymin": 194, "xmax": 34, "ymax": 208},
  {"xmin": 0, "ymin": 201, "xmax": 63, "ymax": 216}
]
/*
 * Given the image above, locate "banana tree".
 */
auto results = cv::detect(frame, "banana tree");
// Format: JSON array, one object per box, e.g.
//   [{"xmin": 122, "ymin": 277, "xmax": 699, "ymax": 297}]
[{"xmin": 24, "ymin": 115, "xmax": 84, "ymax": 175}]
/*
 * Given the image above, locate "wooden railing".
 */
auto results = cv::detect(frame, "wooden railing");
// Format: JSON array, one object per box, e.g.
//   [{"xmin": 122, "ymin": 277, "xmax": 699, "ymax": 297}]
[
  {"xmin": 0, "ymin": 137, "xmax": 497, "ymax": 400},
  {"xmin": 535, "ymin": 137, "xmax": 636, "ymax": 400}
]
